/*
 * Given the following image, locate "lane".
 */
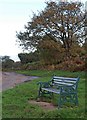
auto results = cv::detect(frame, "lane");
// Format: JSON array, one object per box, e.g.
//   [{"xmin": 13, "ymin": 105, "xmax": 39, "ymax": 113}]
[{"xmin": 1, "ymin": 72, "xmax": 38, "ymax": 91}]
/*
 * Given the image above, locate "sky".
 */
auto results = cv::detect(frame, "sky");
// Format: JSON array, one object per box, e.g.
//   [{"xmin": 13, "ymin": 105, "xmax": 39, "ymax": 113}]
[
  {"xmin": 0, "ymin": 0, "xmax": 46, "ymax": 61},
  {"xmin": 0, "ymin": 0, "xmax": 86, "ymax": 61}
]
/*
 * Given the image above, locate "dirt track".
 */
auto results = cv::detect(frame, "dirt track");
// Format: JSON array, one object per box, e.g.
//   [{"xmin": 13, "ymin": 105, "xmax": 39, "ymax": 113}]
[
  {"xmin": 1, "ymin": 72, "xmax": 57, "ymax": 110},
  {"xmin": 1, "ymin": 72, "xmax": 38, "ymax": 91}
]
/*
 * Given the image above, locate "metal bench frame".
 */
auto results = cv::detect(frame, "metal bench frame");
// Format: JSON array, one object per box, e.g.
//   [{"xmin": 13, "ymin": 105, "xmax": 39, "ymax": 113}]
[{"xmin": 37, "ymin": 75, "xmax": 80, "ymax": 108}]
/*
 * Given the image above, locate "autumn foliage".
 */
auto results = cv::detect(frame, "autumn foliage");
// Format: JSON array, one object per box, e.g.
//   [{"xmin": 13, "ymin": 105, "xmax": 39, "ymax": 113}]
[{"xmin": 16, "ymin": 1, "xmax": 86, "ymax": 71}]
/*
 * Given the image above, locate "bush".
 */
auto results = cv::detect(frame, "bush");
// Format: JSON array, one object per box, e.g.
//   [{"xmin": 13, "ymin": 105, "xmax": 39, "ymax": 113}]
[
  {"xmin": 55, "ymin": 58, "xmax": 85, "ymax": 72},
  {"xmin": 16, "ymin": 56, "xmax": 85, "ymax": 72}
]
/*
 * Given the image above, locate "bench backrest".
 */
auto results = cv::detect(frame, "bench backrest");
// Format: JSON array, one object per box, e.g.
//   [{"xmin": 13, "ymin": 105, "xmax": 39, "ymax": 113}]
[{"xmin": 52, "ymin": 76, "xmax": 80, "ymax": 89}]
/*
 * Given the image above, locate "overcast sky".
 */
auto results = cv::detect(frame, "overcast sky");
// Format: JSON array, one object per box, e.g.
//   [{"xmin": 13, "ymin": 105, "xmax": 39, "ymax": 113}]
[
  {"xmin": 0, "ymin": 0, "xmax": 86, "ymax": 61},
  {"xmin": 0, "ymin": 0, "xmax": 46, "ymax": 61}
]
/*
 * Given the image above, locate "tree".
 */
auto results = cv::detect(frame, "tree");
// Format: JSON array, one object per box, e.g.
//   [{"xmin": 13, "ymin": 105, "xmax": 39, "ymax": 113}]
[
  {"xmin": 2, "ymin": 56, "xmax": 10, "ymax": 62},
  {"xmin": 18, "ymin": 52, "xmax": 39, "ymax": 64},
  {"xmin": 0, "ymin": 56, "xmax": 2, "ymax": 63},
  {"xmin": 37, "ymin": 34, "xmax": 65, "ymax": 64},
  {"xmin": 16, "ymin": 1, "xmax": 86, "ymax": 59},
  {"xmin": 2, "ymin": 56, "xmax": 14, "ymax": 69}
]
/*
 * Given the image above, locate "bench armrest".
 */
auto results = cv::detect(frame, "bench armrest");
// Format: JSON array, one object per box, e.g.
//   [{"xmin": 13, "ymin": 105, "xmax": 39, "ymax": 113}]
[{"xmin": 37, "ymin": 81, "xmax": 51, "ymax": 88}]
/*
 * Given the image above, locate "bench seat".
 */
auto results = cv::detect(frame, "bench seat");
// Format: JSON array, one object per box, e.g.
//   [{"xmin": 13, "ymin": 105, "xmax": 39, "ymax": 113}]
[{"xmin": 42, "ymin": 87, "xmax": 60, "ymax": 94}]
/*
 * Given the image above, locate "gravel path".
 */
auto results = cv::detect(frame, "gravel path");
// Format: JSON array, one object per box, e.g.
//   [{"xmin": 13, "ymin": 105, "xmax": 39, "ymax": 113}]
[{"xmin": 1, "ymin": 72, "xmax": 38, "ymax": 91}]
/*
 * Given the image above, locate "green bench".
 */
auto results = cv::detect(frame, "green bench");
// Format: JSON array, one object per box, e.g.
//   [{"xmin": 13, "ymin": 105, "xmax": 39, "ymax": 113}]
[{"xmin": 37, "ymin": 75, "xmax": 80, "ymax": 108}]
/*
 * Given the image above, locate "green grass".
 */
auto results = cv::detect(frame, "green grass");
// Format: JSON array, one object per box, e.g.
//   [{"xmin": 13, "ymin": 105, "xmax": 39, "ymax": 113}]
[
  {"xmin": 16, "ymin": 69, "xmax": 85, "ymax": 78},
  {"xmin": 2, "ymin": 70, "xmax": 86, "ymax": 119}
]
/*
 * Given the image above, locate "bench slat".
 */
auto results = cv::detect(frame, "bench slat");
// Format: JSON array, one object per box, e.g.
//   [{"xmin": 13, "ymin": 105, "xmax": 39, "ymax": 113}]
[
  {"xmin": 53, "ymin": 76, "xmax": 78, "ymax": 81},
  {"xmin": 54, "ymin": 81, "xmax": 73, "ymax": 86},
  {"xmin": 53, "ymin": 79, "xmax": 76, "ymax": 83},
  {"xmin": 42, "ymin": 88, "xmax": 60, "ymax": 94}
]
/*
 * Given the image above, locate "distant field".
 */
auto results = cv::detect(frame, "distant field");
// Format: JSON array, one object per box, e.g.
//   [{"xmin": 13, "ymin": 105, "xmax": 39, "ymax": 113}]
[{"xmin": 2, "ymin": 70, "xmax": 86, "ymax": 118}]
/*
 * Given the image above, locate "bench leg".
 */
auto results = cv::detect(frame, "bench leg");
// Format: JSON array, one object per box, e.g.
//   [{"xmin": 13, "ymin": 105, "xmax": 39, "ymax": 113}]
[
  {"xmin": 38, "ymin": 89, "xmax": 41, "ymax": 98},
  {"xmin": 73, "ymin": 93, "xmax": 78, "ymax": 106},
  {"xmin": 69, "ymin": 93, "xmax": 78, "ymax": 105},
  {"xmin": 49, "ymin": 92, "xmax": 54, "ymax": 98},
  {"xmin": 58, "ymin": 93, "xmax": 78, "ymax": 108},
  {"xmin": 58, "ymin": 94, "xmax": 63, "ymax": 108},
  {"xmin": 37, "ymin": 86, "xmax": 42, "ymax": 98}
]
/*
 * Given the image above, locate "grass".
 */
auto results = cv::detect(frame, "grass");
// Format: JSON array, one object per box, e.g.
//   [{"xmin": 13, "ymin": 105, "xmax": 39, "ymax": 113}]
[
  {"xmin": 16, "ymin": 69, "xmax": 85, "ymax": 78},
  {"xmin": 2, "ymin": 70, "xmax": 86, "ymax": 119}
]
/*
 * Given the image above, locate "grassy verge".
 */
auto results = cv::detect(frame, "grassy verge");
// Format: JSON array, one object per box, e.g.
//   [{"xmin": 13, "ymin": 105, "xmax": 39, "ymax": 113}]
[
  {"xmin": 16, "ymin": 69, "xmax": 85, "ymax": 78},
  {"xmin": 2, "ymin": 70, "xmax": 86, "ymax": 118}
]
